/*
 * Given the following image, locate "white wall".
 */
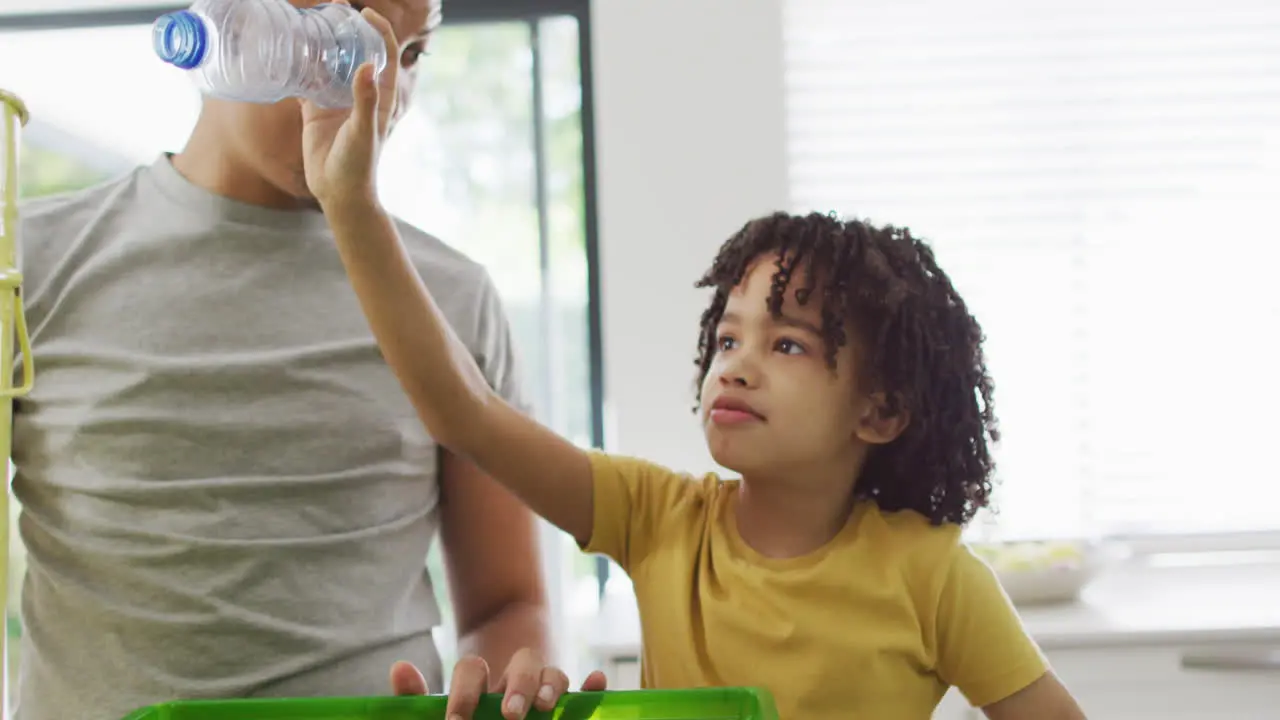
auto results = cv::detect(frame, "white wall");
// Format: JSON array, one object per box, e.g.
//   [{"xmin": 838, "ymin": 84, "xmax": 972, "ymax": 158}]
[{"xmin": 590, "ymin": 0, "xmax": 788, "ymax": 472}]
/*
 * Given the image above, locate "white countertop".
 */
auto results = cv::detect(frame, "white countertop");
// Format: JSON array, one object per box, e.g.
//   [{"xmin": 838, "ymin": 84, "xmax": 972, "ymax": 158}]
[
  {"xmin": 1019, "ymin": 553, "xmax": 1280, "ymax": 649},
  {"xmin": 586, "ymin": 552, "xmax": 1280, "ymax": 658}
]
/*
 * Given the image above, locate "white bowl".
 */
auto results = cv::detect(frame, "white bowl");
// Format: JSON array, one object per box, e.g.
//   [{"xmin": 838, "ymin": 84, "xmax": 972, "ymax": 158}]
[{"xmin": 972, "ymin": 539, "xmax": 1122, "ymax": 607}]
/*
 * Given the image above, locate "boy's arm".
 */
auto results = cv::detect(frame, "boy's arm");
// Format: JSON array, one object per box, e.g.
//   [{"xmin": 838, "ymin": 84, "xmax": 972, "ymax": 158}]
[
  {"xmin": 326, "ymin": 201, "xmax": 594, "ymax": 545},
  {"xmin": 981, "ymin": 672, "xmax": 1085, "ymax": 720},
  {"xmin": 933, "ymin": 545, "xmax": 1087, "ymax": 718},
  {"xmin": 438, "ymin": 277, "xmax": 552, "ymax": 670}
]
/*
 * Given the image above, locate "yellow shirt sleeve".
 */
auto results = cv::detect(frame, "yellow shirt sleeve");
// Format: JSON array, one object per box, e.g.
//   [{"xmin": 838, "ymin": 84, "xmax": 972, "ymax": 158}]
[
  {"xmin": 934, "ymin": 544, "xmax": 1049, "ymax": 708},
  {"xmin": 581, "ymin": 451, "xmax": 704, "ymax": 574}
]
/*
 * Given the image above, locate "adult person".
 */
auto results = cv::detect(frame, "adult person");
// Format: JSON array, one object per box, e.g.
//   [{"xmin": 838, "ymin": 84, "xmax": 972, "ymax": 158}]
[{"xmin": 11, "ymin": 1, "xmax": 603, "ymax": 719}]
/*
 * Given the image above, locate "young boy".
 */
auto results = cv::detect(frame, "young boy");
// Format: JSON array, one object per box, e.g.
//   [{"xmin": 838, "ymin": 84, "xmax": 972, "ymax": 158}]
[{"xmin": 303, "ymin": 15, "xmax": 1088, "ymax": 718}]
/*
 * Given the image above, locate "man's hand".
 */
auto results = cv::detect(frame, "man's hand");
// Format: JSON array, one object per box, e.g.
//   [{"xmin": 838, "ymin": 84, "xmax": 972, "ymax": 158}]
[{"xmin": 389, "ymin": 652, "xmax": 609, "ymax": 720}]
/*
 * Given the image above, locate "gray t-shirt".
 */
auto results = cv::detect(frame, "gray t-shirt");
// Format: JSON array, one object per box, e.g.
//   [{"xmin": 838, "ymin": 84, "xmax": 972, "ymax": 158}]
[{"xmin": 10, "ymin": 156, "xmax": 528, "ymax": 720}]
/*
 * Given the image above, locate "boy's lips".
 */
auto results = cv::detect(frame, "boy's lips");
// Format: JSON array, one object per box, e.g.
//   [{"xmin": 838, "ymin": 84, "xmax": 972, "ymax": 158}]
[{"xmin": 709, "ymin": 395, "xmax": 766, "ymax": 424}]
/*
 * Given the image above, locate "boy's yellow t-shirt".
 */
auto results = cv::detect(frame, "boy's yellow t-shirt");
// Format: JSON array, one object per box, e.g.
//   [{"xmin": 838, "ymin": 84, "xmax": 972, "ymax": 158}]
[{"xmin": 584, "ymin": 452, "xmax": 1049, "ymax": 720}]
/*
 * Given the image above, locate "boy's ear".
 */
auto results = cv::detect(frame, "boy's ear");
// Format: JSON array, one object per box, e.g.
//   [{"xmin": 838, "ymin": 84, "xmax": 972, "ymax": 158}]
[{"xmin": 854, "ymin": 392, "xmax": 910, "ymax": 445}]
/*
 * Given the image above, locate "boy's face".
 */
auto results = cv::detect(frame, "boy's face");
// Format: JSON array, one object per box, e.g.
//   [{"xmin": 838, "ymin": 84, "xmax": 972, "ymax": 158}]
[
  {"xmin": 699, "ymin": 256, "xmax": 890, "ymax": 481},
  {"xmin": 204, "ymin": 0, "xmax": 437, "ymax": 199}
]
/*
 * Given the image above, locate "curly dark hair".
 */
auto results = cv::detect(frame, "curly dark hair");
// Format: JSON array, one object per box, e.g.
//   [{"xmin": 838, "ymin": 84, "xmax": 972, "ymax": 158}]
[{"xmin": 693, "ymin": 211, "xmax": 997, "ymax": 526}]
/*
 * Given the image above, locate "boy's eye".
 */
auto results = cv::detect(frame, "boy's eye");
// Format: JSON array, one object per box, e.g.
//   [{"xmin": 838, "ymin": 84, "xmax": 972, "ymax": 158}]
[
  {"xmin": 775, "ymin": 338, "xmax": 805, "ymax": 355},
  {"xmin": 716, "ymin": 334, "xmax": 737, "ymax": 352}
]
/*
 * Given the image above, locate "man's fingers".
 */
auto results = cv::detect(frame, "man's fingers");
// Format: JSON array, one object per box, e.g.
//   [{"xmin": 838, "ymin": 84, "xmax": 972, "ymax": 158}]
[
  {"xmin": 532, "ymin": 666, "xmax": 571, "ymax": 711},
  {"xmin": 579, "ymin": 669, "xmax": 608, "ymax": 692},
  {"xmin": 434, "ymin": 651, "xmax": 605, "ymax": 719},
  {"xmin": 446, "ymin": 655, "xmax": 491, "ymax": 720},
  {"xmin": 499, "ymin": 648, "xmax": 542, "ymax": 719},
  {"xmin": 389, "ymin": 661, "xmax": 429, "ymax": 696}
]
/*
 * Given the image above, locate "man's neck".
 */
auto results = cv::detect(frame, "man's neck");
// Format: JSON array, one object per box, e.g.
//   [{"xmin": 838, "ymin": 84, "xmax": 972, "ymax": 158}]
[{"xmin": 171, "ymin": 119, "xmax": 303, "ymax": 210}]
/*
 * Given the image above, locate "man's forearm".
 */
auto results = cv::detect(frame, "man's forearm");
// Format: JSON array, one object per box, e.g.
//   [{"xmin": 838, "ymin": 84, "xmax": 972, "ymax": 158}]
[{"xmin": 456, "ymin": 599, "xmax": 553, "ymax": 679}]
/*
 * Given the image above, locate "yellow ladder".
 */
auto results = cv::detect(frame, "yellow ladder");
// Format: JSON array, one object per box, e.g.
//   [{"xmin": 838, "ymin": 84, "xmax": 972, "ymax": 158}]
[{"xmin": 0, "ymin": 89, "xmax": 37, "ymax": 720}]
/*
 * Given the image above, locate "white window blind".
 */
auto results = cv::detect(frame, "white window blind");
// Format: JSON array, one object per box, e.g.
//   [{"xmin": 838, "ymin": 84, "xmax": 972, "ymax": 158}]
[{"xmin": 783, "ymin": 1, "xmax": 1280, "ymax": 541}]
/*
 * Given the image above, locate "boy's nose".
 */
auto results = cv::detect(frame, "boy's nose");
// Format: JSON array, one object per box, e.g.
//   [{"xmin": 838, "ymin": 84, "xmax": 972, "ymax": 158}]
[{"xmin": 719, "ymin": 355, "xmax": 761, "ymax": 388}]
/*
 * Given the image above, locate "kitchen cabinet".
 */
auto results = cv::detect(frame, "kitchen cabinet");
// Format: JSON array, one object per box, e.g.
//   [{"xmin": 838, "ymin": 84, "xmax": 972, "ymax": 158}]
[
  {"xmin": 605, "ymin": 642, "xmax": 1280, "ymax": 719},
  {"xmin": 934, "ymin": 642, "xmax": 1280, "ymax": 719}
]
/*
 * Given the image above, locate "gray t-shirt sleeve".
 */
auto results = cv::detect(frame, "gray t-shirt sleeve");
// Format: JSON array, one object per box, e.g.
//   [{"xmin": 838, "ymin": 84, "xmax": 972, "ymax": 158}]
[{"xmin": 470, "ymin": 269, "xmax": 533, "ymax": 416}]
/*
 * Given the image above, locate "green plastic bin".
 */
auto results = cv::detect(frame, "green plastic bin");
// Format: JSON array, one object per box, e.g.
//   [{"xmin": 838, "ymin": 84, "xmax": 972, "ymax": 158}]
[{"xmin": 119, "ymin": 688, "xmax": 780, "ymax": 720}]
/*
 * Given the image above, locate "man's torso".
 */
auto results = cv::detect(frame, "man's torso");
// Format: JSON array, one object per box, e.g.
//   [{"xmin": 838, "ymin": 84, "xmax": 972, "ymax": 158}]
[{"xmin": 10, "ymin": 158, "xmax": 504, "ymax": 720}]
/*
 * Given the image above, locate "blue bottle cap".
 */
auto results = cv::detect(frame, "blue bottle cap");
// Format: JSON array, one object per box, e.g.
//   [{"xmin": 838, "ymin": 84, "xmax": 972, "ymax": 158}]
[{"xmin": 152, "ymin": 10, "xmax": 208, "ymax": 70}]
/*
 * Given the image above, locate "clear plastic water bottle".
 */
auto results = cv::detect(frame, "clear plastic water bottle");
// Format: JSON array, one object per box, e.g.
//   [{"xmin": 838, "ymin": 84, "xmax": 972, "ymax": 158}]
[{"xmin": 152, "ymin": 0, "xmax": 387, "ymax": 109}]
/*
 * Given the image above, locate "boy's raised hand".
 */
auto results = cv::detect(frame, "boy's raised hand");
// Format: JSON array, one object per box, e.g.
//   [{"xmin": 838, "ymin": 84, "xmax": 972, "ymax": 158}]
[{"xmin": 300, "ymin": 0, "xmax": 400, "ymax": 211}]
